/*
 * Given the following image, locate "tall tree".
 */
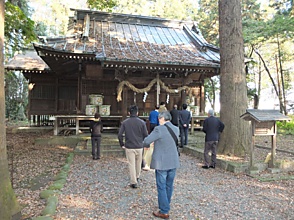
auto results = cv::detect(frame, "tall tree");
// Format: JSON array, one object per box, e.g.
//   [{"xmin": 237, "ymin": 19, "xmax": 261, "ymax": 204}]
[
  {"xmin": 114, "ymin": 0, "xmax": 197, "ymax": 20},
  {"xmin": 218, "ymin": 0, "xmax": 251, "ymax": 156},
  {"xmin": 0, "ymin": 0, "xmax": 21, "ymax": 218},
  {"xmin": 5, "ymin": 0, "xmax": 36, "ymax": 54},
  {"xmin": 87, "ymin": 0, "xmax": 116, "ymax": 11},
  {"xmin": 196, "ymin": 0, "xmax": 219, "ymax": 46},
  {"xmin": 5, "ymin": 0, "xmax": 36, "ymax": 120}
]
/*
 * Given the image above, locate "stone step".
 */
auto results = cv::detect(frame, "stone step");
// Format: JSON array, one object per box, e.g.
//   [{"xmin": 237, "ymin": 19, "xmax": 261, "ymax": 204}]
[{"xmin": 75, "ymin": 139, "xmax": 125, "ymax": 157}]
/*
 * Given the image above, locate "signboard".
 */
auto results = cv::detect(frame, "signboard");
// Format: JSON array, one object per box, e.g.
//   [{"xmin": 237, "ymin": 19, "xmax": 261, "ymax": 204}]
[{"xmin": 253, "ymin": 121, "xmax": 275, "ymax": 136}]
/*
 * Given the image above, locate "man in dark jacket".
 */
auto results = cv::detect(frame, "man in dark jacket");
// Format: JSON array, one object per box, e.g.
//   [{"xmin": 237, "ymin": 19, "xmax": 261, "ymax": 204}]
[
  {"xmin": 90, "ymin": 113, "xmax": 103, "ymax": 160},
  {"xmin": 179, "ymin": 103, "xmax": 191, "ymax": 147},
  {"xmin": 118, "ymin": 105, "xmax": 148, "ymax": 188},
  {"xmin": 202, "ymin": 109, "xmax": 225, "ymax": 169},
  {"xmin": 170, "ymin": 104, "xmax": 179, "ymax": 126}
]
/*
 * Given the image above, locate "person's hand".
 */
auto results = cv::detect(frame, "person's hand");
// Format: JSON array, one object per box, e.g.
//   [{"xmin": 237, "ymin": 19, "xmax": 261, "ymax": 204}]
[
  {"xmin": 144, "ymin": 147, "xmax": 149, "ymax": 151},
  {"xmin": 183, "ymin": 124, "xmax": 187, "ymax": 127},
  {"xmin": 122, "ymin": 146, "xmax": 126, "ymax": 149},
  {"xmin": 150, "ymin": 142, "xmax": 154, "ymax": 147}
]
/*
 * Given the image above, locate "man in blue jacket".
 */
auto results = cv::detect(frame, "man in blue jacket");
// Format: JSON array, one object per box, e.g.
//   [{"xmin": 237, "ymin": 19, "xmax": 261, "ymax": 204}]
[
  {"xmin": 179, "ymin": 103, "xmax": 191, "ymax": 147},
  {"xmin": 118, "ymin": 105, "xmax": 148, "ymax": 188},
  {"xmin": 143, "ymin": 111, "xmax": 180, "ymax": 219},
  {"xmin": 202, "ymin": 109, "xmax": 225, "ymax": 169}
]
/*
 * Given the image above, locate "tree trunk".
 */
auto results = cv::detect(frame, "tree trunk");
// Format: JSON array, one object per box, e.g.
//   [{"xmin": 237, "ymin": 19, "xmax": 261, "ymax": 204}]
[
  {"xmin": 218, "ymin": 0, "xmax": 251, "ymax": 156},
  {"xmin": 275, "ymin": 55, "xmax": 283, "ymax": 113},
  {"xmin": 0, "ymin": 1, "xmax": 21, "ymax": 219},
  {"xmin": 277, "ymin": 35, "xmax": 287, "ymax": 115}
]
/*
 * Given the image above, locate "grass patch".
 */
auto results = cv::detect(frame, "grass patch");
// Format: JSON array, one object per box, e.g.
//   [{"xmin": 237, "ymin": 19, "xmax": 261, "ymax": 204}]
[{"xmin": 277, "ymin": 115, "xmax": 294, "ymax": 135}]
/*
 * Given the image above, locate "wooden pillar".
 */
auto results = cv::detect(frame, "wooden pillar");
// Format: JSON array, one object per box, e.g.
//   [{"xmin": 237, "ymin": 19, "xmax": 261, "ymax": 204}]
[
  {"xmin": 269, "ymin": 123, "xmax": 277, "ymax": 168},
  {"xmin": 37, "ymin": 115, "xmax": 40, "ymax": 127},
  {"xmin": 200, "ymin": 84, "xmax": 205, "ymax": 115},
  {"xmin": 156, "ymin": 73, "xmax": 160, "ymax": 105},
  {"xmin": 28, "ymin": 87, "xmax": 31, "ymax": 126},
  {"xmin": 77, "ymin": 63, "xmax": 82, "ymax": 111},
  {"xmin": 122, "ymin": 87, "xmax": 128, "ymax": 120},
  {"xmin": 250, "ymin": 122, "xmax": 255, "ymax": 168},
  {"xmin": 55, "ymin": 77, "xmax": 58, "ymax": 112}
]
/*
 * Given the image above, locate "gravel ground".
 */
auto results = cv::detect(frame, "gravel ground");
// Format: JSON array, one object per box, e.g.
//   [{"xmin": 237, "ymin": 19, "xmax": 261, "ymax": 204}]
[
  {"xmin": 6, "ymin": 128, "xmax": 294, "ymax": 220},
  {"xmin": 54, "ymin": 154, "xmax": 294, "ymax": 220}
]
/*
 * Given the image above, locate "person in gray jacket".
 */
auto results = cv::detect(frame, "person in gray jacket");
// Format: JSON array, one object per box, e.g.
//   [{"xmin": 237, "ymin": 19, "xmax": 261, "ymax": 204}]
[
  {"xmin": 118, "ymin": 105, "xmax": 148, "ymax": 188},
  {"xmin": 143, "ymin": 111, "xmax": 180, "ymax": 219}
]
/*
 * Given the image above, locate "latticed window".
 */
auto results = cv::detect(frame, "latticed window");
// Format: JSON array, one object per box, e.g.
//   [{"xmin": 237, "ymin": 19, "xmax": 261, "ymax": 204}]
[
  {"xmin": 59, "ymin": 86, "xmax": 77, "ymax": 99},
  {"xmin": 31, "ymin": 85, "xmax": 55, "ymax": 99}
]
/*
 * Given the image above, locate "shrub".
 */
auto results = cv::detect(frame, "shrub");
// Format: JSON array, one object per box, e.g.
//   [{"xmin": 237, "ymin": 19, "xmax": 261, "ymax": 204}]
[{"xmin": 277, "ymin": 115, "xmax": 294, "ymax": 135}]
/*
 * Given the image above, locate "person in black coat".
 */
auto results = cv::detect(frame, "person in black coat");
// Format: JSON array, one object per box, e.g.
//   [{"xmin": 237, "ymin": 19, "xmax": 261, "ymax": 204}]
[
  {"xmin": 90, "ymin": 113, "xmax": 103, "ymax": 160},
  {"xmin": 170, "ymin": 104, "xmax": 179, "ymax": 127},
  {"xmin": 202, "ymin": 109, "xmax": 225, "ymax": 169},
  {"xmin": 179, "ymin": 103, "xmax": 191, "ymax": 147}
]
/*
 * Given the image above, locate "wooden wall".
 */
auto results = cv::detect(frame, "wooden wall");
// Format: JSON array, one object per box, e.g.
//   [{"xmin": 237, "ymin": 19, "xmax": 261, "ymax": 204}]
[{"xmin": 26, "ymin": 65, "xmax": 205, "ymax": 118}]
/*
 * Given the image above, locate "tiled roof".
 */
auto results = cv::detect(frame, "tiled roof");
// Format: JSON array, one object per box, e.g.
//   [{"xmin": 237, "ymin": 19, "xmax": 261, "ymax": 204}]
[
  {"xmin": 240, "ymin": 109, "xmax": 290, "ymax": 122},
  {"xmin": 36, "ymin": 9, "xmax": 220, "ymax": 68}
]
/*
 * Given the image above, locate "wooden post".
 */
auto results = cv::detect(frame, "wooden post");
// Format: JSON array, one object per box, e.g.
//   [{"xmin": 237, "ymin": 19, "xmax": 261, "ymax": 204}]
[
  {"xmin": 77, "ymin": 62, "xmax": 82, "ymax": 111},
  {"xmin": 269, "ymin": 123, "xmax": 277, "ymax": 168},
  {"xmin": 54, "ymin": 117, "xmax": 58, "ymax": 135},
  {"xmin": 55, "ymin": 77, "xmax": 58, "ymax": 112},
  {"xmin": 75, "ymin": 117, "xmax": 79, "ymax": 135},
  {"xmin": 122, "ymin": 87, "xmax": 128, "ymax": 120},
  {"xmin": 250, "ymin": 122, "xmax": 255, "ymax": 168},
  {"xmin": 156, "ymin": 73, "xmax": 160, "ymax": 105}
]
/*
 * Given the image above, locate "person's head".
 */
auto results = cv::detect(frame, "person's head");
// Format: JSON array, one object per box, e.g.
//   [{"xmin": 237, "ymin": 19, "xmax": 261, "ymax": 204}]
[
  {"xmin": 173, "ymin": 104, "xmax": 177, "ymax": 109},
  {"xmin": 160, "ymin": 101, "xmax": 165, "ymax": 106},
  {"xmin": 182, "ymin": 103, "xmax": 187, "ymax": 110},
  {"xmin": 129, "ymin": 105, "xmax": 138, "ymax": 116},
  {"xmin": 208, "ymin": 109, "xmax": 214, "ymax": 116},
  {"xmin": 158, "ymin": 111, "xmax": 172, "ymax": 125},
  {"xmin": 94, "ymin": 112, "xmax": 101, "ymax": 119},
  {"xmin": 155, "ymin": 104, "xmax": 160, "ymax": 110}
]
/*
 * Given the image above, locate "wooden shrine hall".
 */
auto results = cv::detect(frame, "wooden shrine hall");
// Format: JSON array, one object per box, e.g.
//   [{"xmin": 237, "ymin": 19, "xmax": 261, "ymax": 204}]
[{"xmin": 5, "ymin": 9, "xmax": 220, "ymax": 133}]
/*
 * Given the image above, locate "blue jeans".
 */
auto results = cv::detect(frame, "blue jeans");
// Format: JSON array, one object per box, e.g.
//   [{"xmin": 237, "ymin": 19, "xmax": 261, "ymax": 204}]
[{"xmin": 155, "ymin": 168, "xmax": 177, "ymax": 214}]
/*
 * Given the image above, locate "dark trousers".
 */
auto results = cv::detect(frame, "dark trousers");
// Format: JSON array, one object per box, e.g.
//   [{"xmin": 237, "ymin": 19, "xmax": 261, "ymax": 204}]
[
  {"xmin": 91, "ymin": 137, "xmax": 101, "ymax": 158},
  {"xmin": 150, "ymin": 123, "xmax": 157, "ymax": 133},
  {"xmin": 204, "ymin": 141, "xmax": 218, "ymax": 166},
  {"xmin": 179, "ymin": 126, "xmax": 188, "ymax": 146}
]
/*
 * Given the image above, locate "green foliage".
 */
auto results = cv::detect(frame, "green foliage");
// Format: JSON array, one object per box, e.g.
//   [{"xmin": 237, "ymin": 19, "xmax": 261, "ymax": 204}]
[
  {"xmin": 114, "ymin": 0, "xmax": 197, "ymax": 21},
  {"xmin": 277, "ymin": 115, "xmax": 294, "ymax": 135},
  {"xmin": 204, "ymin": 76, "xmax": 219, "ymax": 110},
  {"xmin": 5, "ymin": 71, "xmax": 28, "ymax": 120},
  {"xmin": 195, "ymin": 0, "xmax": 219, "ymax": 45},
  {"xmin": 87, "ymin": 0, "xmax": 117, "ymax": 11},
  {"xmin": 4, "ymin": 2, "xmax": 36, "ymax": 53}
]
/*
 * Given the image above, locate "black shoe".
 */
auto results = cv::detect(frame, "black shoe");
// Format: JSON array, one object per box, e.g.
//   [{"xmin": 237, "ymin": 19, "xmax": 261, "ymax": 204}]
[
  {"xmin": 209, "ymin": 165, "xmax": 215, "ymax": 169},
  {"xmin": 202, "ymin": 166, "xmax": 209, "ymax": 169},
  {"xmin": 179, "ymin": 145, "xmax": 183, "ymax": 148},
  {"xmin": 130, "ymin": 184, "xmax": 138, "ymax": 188}
]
